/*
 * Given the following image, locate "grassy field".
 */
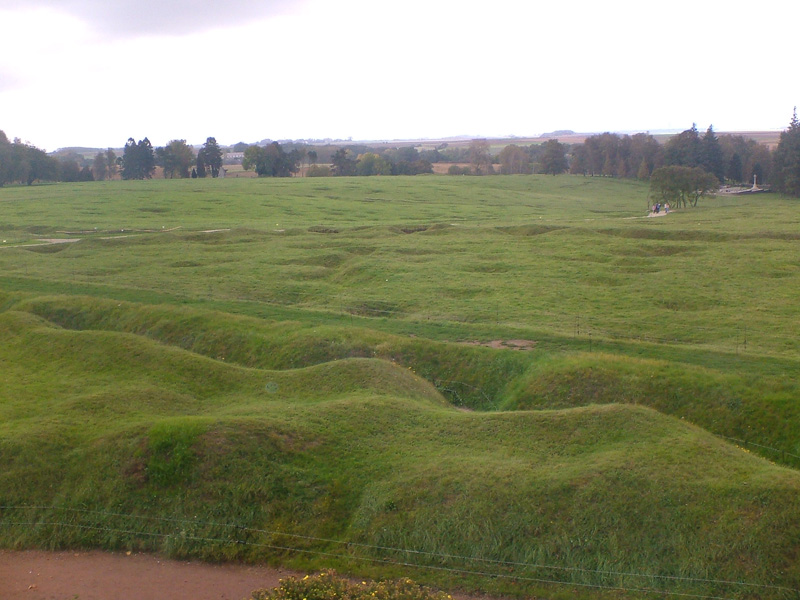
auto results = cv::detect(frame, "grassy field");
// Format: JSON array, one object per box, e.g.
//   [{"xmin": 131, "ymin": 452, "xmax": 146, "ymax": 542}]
[{"xmin": 1, "ymin": 175, "xmax": 799, "ymax": 599}]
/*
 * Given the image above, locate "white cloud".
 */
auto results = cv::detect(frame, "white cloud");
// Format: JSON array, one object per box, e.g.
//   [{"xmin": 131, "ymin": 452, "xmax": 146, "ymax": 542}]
[
  {"xmin": 0, "ymin": 0, "xmax": 306, "ymax": 37},
  {"xmin": 0, "ymin": 68, "xmax": 21, "ymax": 92},
  {"xmin": 0, "ymin": 0, "xmax": 795, "ymax": 150}
]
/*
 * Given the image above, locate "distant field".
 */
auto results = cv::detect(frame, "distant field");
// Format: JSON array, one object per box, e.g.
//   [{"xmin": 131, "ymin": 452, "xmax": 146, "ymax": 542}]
[
  {"xmin": 719, "ymin": 130, "xmax": 783, "ymax": 148},
  {"xmin": 222, "ymin": 164, "xmax": 259, "ymax": 178},
  {"xmin": 377, "ymin": 130, "xmax": 782, "ymax": 148},
  {"xmin": 1, "ymin": 176, "xmax": 798, "ymax": 599},
  {"xmin": 1, "ymin": 177, "xmax": 796, "ymax": 356}
]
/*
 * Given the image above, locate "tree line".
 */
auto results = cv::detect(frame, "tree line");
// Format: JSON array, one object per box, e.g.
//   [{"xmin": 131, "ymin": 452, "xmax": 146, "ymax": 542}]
[
  {"xmin": 0, "ymin": 131, "xmax": 62, "ymax": 186},
  {"xmin": 442, "ymin": 139, "xmax": 568, "ymax": 176},
  {"xmin": 567, "ymin": 113, "xmax": 800, "ymax": 198},
  {"xmin": 2, "ymin": 110, "xmax": 799, "ymax": 196},
  {"xmin": 461, "ymin": 126, "xmax": 773, "ymax": 184},
  {"xmin": 451, "ymin": 110, "xmax": 799, "ymax": 198},
  {"xmin": 0, "ymin": 134, "xmax": 224, "ymax": 185},
  {"xmin": 120, "ymin": 137, "xmax": 224, "ymax": 180}
]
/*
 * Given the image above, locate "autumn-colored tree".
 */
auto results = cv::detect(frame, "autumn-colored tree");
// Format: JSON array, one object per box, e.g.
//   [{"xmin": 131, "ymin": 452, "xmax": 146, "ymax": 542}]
[
  {"xmin": 468, "ymin": 140, "xmax": 493, "ymax": 175},
  {"xmin": 92, "ymin": 151, "xmax": 108, "ymax": 181},
  {"xmin": 498, "ymin": 144, "xmax": 531, "ymax": 174},
  {"xmin": 569, "ymin": 144, "xmax": 589, "ymax": 175},
  {"xmin": 719, "ymin": 134, "xmax": 770, "ymax": 184},
  {"xmin": 157, "ymin": 139, "xmax": 194, "ymax": 179},
  {"xmin": 356, "ymin": 152, "xmax": 392, "ymax": 176},
  {"xmin": 106, "ymin": 148, "xmax": 118, "ymax": 180}
]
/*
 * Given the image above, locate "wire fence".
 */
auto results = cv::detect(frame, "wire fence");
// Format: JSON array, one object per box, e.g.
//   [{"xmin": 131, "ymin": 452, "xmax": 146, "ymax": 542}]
[
  {"xmin": 2, "ymin": 505, "xmax": 797, "ymax": 600},
  {"xmin": 719, "ymin": 436, "xmax": 800, "ymax": 466}
]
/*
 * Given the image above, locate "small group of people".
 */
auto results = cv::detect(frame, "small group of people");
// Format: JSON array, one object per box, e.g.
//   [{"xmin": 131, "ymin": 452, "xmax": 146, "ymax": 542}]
[{"xmin": 651, "ymin": 202, "xmax": 670, "ymax": 215}]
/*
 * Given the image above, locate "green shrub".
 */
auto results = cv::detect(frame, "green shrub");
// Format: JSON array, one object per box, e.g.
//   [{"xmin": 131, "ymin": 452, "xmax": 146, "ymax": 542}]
[
  {"xmin": 251, "ymin": 571, "xmax": 452, "ymax": 600},
  {"xmin": 306, "ymin": 165, "xmax": 332, "ymax": 177}
]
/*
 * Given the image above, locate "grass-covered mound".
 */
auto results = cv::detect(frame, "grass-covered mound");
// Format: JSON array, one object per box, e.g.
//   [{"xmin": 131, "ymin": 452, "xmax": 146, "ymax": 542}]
[
  {"xmin": 16, "ymin": 294, "xmax": 532, "ymax": 410},
  {"xmin": 2, "ymin": 302, "xmax": 800, "ymax": 599},
  {"xmin": 14, "ymin": 294, "xmax": 800, "ymax": 467},
  {"xmin": 503, "ymin": 353, "xmax": 800, "ymax": 468}
]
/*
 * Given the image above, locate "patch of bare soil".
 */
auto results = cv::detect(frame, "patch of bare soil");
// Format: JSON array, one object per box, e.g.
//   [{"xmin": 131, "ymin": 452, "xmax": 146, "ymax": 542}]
[
  {"xmin": 0, "ymin": 239, "xmax": 80, "ymax": 250},
  {"xmin": 36, "ymin": 239, "xmax": 81, "ymax": 245},
  {"xmin": 0, "ymin": 550, "xmax": 297, "ymax": 600},
  {"xmin": 460, "ymin": 340, "xmax": 536, "ymax": 351}
]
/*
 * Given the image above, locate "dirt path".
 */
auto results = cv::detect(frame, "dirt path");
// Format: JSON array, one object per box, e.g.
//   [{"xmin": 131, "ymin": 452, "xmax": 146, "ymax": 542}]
[
  {"xmin": 0, "ymin": 550, "xmax": 300, "ymax": 600},
  {"xmin": 0, "ymin": 551, "xmax": 496, "ymax": 600}
]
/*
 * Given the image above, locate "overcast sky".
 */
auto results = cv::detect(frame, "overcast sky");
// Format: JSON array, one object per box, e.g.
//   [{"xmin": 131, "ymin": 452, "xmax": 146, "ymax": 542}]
[{"xmin": 0, "ymin": 0, "xmax": 795, "ymax": 150}]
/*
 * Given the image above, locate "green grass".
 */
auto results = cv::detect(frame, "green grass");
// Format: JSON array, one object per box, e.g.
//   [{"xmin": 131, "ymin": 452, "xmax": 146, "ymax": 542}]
[
  {"xmin": 1, "ymin": 176, "xmax": 799, "ymax": 599},
  {"xmin": 1, "ymin": 177, "xmax": 797, "ymax": 356}
]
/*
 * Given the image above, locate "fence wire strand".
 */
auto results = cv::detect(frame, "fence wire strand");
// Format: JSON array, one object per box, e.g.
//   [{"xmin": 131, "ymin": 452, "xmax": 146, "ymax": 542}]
[{"xmin": 2, "ymin": 505, "xmax": 797, "ymax": 599}]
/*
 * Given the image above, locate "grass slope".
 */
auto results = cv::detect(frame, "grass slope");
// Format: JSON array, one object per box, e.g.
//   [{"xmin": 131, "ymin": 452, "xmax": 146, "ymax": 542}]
[
  {"xmin": 1, "ymin": 176, "xmax": 799, "ymax": 599},
  {"xmin": 2, "ymin": 300, "xmax": 800, "ymax": 599},
  {"xmin": 1, "ymin": 177, "xmax": 797, "ymax": 357}
]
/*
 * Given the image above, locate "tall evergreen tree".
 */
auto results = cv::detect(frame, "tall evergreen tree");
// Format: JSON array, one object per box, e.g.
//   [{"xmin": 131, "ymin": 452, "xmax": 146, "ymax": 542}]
[
  {"xmin": 199, "ymin": 137, "xmax": 223, "ymax": 177},
  {"xmin": 0, "ymin": 130, "xmax": 13, "ymax": 186},
  {"xmin": 195, "ymin": 151, "xmax": 207, "ymax": 178},
  {"xmin": 664, "ymin": 124, "xmax": 702, "ymax": 167},
  {"xmin": 330, "ymin": 148, "xmax": 357, "ymax": 176},
  {"xmin": 726, "ymin": 153, "xmax": 743, "ymax": 183},
  {"xmin": 121, "ymin": 137, "xmax": 155, "ymax": 180},
  {"xmin": 701, "ymin": 125, "xmax": 725, "ymax": 182},
  {"xmin": 772, "ymin": 108, "xmax": 800, "ymax": 196}
]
